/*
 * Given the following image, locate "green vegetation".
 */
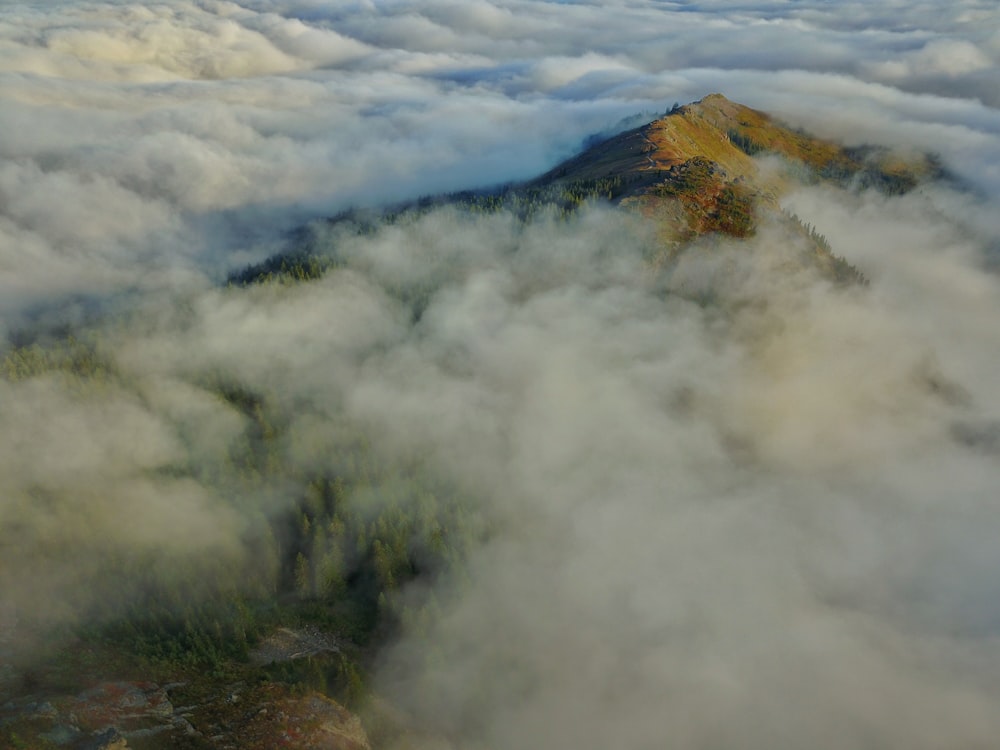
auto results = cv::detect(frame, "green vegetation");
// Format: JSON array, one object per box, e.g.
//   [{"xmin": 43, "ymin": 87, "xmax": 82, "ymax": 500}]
[
  {"xmin": 228, "ymin": 176, "xmax": 634, "ymax": 287},
  {"xmin": 447, "ymin": 174, "xmax": 631, "ymax": 217},
  {"xmin": 653, "ymin": 156, "xmax": 722, "ymax": 197},
  {"xmin": 230, "ymin": 252, "xmax": 336, "ymax": 286},
  {"xmin": 724, "ymin": 119, "xmax": 935, "ymax": 197},
  {"xmin": 727, "ymin": 128, "xmax": 766, "ymax": 156},
  {"xmin": 713, "ymin": 184, "xmax": 756, "ymax": 237},
  {"xmin": 2, "ymin": 335, "xmax": 118, "ymax": 384},
  {"xmin": 783, "ymin": 210, "xmax": 869, "ymax": 286},
  {"xmin": 649, "ymin": 157, "xmax": 757, "ymax": 238},
  {"xmin": 1, "ymin": 333, "xmax": 487, "ymax": 708}
]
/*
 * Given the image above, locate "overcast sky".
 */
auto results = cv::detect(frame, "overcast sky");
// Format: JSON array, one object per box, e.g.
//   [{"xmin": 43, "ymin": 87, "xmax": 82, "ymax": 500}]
[{"xmin": 3, "ymin": 3, "xmax": 1000, "ymax": 747}]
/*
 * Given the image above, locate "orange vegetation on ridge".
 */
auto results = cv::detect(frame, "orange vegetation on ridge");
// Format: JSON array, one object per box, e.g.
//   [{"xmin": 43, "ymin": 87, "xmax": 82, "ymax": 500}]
[{"xmin": 538, "ymin": 93, "xmax": 932, "ymax": 253}]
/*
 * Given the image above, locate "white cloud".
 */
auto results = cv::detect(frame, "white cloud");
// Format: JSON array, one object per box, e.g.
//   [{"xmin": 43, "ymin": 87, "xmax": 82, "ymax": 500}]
[
  {"xmin": 1, "ymin": 0, "xmax": 1000, "ymax": 743},
  {"xmin": 864, "ymin": 37, "xmax": 996, "ymax": 89}
]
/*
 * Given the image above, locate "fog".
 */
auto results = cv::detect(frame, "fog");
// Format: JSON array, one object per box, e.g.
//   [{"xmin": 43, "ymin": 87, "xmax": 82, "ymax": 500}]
[{"xmin": 3, "ymin": 0, "xmax": 1000, "ymax": 747}]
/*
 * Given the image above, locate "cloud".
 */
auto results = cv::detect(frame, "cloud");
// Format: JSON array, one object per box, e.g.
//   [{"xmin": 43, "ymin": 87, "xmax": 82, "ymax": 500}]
[
  {"xmin": 2, "ymin": 0, "xmax": 998, "ymax": 320},
  {"xmin": 0, "ymin": 2, "xmax": 372, "ymax": 82},
  {"xmin": 0, "ymin": 366, "xmax": 249, "ymax": 632},
  {"xmin": 871, "ymin": 38, "xmax": 994, "ymax": 78},
  {"xmin": 321, "ymin": 204, "xmax": 1000, "ymax": 749},
  {"xmin": 2, "ymin": 193, "xmax": 1000, "ymax": 746},
  {"xmin": 2, "ymin": 0, "xmax": 1000, "ymax": 744}
]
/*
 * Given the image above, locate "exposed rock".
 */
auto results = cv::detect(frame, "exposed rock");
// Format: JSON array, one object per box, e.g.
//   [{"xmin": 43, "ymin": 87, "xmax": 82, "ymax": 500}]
[
  {"xmin": 1, "ymin": 681, "xmax": 180, "ymax": 747},
  {"xmin": 68, "ymin": 681, "xmax": 174, "ymax": 733},
  {"xmin": 252, "ymin": 690, "xmax": 370, "ymax": 750},
  {"xmin": 191, "ymin": 683, "xmax": 370, "ymax": 750},
  {"xmin": 250, "ymin": 626, "xmax": 340, "ymax": 665},
  {"xmin": 2, "ymin": 672, "xmax": 373, "ymax": 749}
]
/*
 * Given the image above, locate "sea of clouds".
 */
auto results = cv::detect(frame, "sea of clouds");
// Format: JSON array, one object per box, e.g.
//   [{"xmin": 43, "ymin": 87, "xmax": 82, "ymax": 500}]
[{"xmin": 3, "ymin": 1, "xmax": 1000, "ymax": 747}]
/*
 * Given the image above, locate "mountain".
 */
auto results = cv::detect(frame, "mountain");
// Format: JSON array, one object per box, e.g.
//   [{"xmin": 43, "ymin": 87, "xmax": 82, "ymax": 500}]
[
  {"xmin": 543, "ymin": 93, "xmax": 934, "ymax": 218},
  {"xmin": 234, "ymin": 94, "xmax": 937, "ymax": 288},
  {"xmin": 1, "ymin": 96, "xmax": 945, "ymax": 750},
  {"xmin": 535, "ymin": 93, "xmax": 937, "ymax": 271}
]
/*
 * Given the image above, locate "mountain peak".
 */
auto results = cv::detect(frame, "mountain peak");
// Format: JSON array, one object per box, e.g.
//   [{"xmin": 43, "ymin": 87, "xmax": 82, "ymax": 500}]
[
  {"xmin": 537, "ymin": 93, "xmax": 765, "ymax": 191},
  {"xmin": 239, "ymin": 96, "xmax": 938, "ymax": 288},
  {"xmin": 534, "ymin": 94, "xmax": 934, "ymax": 249},
  {"xmin": 696, "ymin": 92, "xmax": 730, "ymax": 103}
]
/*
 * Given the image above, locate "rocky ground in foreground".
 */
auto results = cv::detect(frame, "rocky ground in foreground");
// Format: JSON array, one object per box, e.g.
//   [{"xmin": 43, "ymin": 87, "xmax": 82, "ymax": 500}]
[
  {"xmin": 1, "ymin": 678, "xmax": 370, "ymax": 750},
  {"xmin": 0, "ymin": 625, "xmax": 371, "ymax": 750}
]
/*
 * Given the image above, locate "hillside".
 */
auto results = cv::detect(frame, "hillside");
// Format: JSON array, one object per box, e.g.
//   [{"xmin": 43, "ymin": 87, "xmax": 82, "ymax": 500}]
[
  {"xmin": 535, "ymin": 93, "xmax": 936, "ymax": 258},
  {"xmin": 234, "ymin": 94, "xmax": 936, "ymax": 289},
  {"xmin": 541, "ymin": 93, "xmax": 935, "ymax": 206}
]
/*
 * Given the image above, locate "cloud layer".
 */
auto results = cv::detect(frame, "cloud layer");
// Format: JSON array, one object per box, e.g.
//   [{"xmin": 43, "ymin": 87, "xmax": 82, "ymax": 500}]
[
  {"xmin": 3, "ymin": 0, "xmax": 1000, "ymax": 746},
  {"xmin": 3, "ymin": 0, "xmax": 999, "ymax": 320}
]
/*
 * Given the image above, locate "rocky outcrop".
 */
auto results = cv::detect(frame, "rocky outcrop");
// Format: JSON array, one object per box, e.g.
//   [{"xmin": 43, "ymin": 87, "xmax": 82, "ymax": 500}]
[
  {"xmin": 1, "ymin": 680, "xmax": 189, "ymax": 748},
  {"xmin": 250, "ymin": 626, "xmax": 340, "ymax": 665},
  {"xmin": 232, "ymin": 689, "xmax": 370, "ymax": 750},
  {"xmin": 2, "ymin": 677, "xmax": 370, "ymax": 749},
  {"xmin": 69, "ymin": 681, "xmax": 174, "ymax": 732}
]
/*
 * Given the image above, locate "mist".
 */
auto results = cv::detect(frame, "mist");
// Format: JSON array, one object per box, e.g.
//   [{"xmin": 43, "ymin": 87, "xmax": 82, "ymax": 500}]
[
  {"xmin": 3, "ymin": 0, "xmax": 1000, "ymax": 747},
  {"xmin": 359, "ymin": 203, "xmax": 1000, "ymax": 749}
]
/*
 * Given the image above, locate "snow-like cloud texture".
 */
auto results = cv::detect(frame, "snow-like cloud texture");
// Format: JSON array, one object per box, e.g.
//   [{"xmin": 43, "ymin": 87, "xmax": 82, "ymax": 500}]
[
  {"xmin": 3, "ymin": 0, "xmax": 1000, "ymax": 747},
  {"xmin": 2, "ymin": 0, "xmax": 998, "ymax": 319}
]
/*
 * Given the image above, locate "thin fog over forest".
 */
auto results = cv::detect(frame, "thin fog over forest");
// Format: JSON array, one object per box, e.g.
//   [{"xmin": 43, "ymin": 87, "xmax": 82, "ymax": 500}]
[{"xmin": 2, "ymin": 1, "xmax": 1000, "ymax": 748}]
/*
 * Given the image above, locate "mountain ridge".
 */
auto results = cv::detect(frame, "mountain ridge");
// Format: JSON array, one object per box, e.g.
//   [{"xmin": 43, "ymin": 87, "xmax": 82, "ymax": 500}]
[
  {"xmin": 234, "ymin": 93, "xmax": 935, "ymax": 288},
  {"xmin": 536, "ymin": 93, "xmax": 936, "ymax": 249}
]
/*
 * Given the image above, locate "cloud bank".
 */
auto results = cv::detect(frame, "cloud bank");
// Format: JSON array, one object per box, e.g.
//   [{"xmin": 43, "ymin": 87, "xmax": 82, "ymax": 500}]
[
  {"xmin": 2, "ymin": 0, "xmax": 999, "ymax": 321},
  {"xmin": 2, "ymin": 0, "xmax": 1000, "ymax": 746}
]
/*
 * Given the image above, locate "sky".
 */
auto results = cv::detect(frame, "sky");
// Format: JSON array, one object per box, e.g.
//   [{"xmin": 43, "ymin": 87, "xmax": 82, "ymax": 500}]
[{"xmin": 3, "ymin": 1, "xmax": 1000, "ymax": 748}]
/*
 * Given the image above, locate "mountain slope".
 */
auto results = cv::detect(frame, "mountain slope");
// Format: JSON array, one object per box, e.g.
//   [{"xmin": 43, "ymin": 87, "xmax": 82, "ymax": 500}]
[
  {"xmin": 542, "ymin": 93, "xmax": 934, "ymax": 202},
  {"xmin": 232, "ymin": 94, "xmax": 937, "ymax": 288},
  {"xmin": 535, "ymin": 93, "xmax": 934, "ymax": 251},
  {"xmin": 539, "ymin": 94, "xmax": 757, "ymax": 187}
]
